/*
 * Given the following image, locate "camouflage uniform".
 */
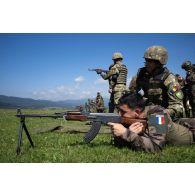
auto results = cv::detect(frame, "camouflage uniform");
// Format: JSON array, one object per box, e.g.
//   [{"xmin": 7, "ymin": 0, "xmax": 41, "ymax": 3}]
[
  {"xmin": 89, "ymin": 100, "xmax": 97, "ymax": 113},
  {"xmin": 101, "ymin": 52, "xmax": 128, "ymax": 113},
  {"xmin": 182, "ymin": 61, "xmax": 195, "ymax": 117},
  {"xmin": 95, "ymin": 92, "xmax": 105, "ymax": 113},
  {"xmin": 113, "ymin": 105, "xmax": 194, "ymax": 152},
  {"xmin": 176, "ymin": 74, "xmax": 190, "ymax": 117},
  {"xmin": 136, "ymin": 46, "xmax": 184, "ymax": 121},
  {"xmin": 85, "ymin": 102, "xmax": 90, "ymax": 112},
  {"xmin": 129, "ymin": 76, "xmax": 137, "ymax": 93},
  {"xmin": 85, "ymin": 99, "xmax": 91, "ymax": 112},
  {"xmin": 175, "ymin": 74, "xmax": 185, "ymax": 88},
  {"xmin": 76, "ymin": 105, "xmax": 84, "ymax": 112}
]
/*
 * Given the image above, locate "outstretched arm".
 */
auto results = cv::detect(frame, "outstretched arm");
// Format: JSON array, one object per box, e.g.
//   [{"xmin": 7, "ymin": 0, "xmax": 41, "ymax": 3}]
[{"xmin": 100, "ymin": 65, "xmax": 119, "ymax": 80}]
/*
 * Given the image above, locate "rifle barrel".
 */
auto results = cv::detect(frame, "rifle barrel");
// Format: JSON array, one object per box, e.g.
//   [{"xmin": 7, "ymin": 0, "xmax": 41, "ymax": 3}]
[{"xmin": 16, "ymin": 114, "xmax": 62, "ymax": 118}]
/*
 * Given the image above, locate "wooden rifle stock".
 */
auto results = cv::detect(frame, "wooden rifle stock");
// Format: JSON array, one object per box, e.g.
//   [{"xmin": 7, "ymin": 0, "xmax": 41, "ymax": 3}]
[{"xmin": 65, "ymin": 114, "xmax": 88, "ymax": 122}]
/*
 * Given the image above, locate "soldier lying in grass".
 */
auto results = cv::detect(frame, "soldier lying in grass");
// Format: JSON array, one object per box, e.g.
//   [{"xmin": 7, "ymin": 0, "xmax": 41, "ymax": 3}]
[{"xmin": 108, "ymin": 93, "xmax": 195, "ymax": 152}]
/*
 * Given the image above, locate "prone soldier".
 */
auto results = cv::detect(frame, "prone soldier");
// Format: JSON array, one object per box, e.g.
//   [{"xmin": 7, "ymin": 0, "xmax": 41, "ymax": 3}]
[{"xmin": 108, "ymin": 93, "xmax": 195, "ymax": 152}]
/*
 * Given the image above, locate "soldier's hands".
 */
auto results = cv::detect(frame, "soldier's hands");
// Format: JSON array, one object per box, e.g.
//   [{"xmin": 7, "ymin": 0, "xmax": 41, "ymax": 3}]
[
  {"xmin": 107, "ymin": 122, "xmax": 127, "ymax": 137},
  {"xmin": 129, "ymin": 122, "xmax": 144, "ymax": 134}
]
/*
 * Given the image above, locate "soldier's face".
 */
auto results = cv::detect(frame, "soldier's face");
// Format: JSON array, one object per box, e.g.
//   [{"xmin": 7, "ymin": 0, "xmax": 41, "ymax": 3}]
[
  {"xmin": 145, "ymin": 59, "xmax": 157, "ymax": 73},
  {"xmin": 119, "ymin": 104, "xmax": 139, "ymax": 118},
  {"xmin": 178, "ymin": 76, "xmax": 182, "ymax": 80}
]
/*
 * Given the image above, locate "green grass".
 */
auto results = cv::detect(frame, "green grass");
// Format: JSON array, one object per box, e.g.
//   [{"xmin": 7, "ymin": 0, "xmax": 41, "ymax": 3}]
[{"xmin": 1, "ymin": 108, "xmax": 195, "ymax": 163}]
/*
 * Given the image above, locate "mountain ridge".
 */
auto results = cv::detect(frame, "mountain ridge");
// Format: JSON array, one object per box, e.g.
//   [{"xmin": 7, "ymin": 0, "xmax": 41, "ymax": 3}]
[{"xmin": 0, "ymin": 95, "xmax": 108, "ymax": 108}]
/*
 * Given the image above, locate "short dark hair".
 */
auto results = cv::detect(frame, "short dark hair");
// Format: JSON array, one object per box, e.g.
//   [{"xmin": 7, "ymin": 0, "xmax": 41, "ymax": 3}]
[{"xmin": 119, "ymin": 93, "xmax": 146, "ymax": 112}]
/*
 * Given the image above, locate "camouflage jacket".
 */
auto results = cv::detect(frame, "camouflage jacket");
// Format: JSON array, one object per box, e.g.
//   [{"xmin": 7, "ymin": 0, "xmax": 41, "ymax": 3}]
[
  {"xmin": 113, "ymin": 105, "xmax": 193, "ymax": 153},
  {"xmin": 129, "ymin": 76, "xmax": 137, "ymax": 93},
  {"xmin": 186, "ymin": 71, "xmax": 195, "ymax": 84},
  {"xmin": 101, "ymin": 61, "xmax": 128, "ymax": 89},
  {"xmin": 177, "ymin": 78, "xmax": 185, "ymax": 89},
  {"xmin": 96, "ymin": 95, "xmax": 104, "ymax": 108},
  {"xmin": 136, "ymin": 67, "xmax": 184, "ymax": 120}
]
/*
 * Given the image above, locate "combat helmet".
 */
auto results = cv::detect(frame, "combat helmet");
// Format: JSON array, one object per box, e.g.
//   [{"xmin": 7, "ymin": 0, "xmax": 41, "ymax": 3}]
[
  {"xmin": 112, "ymin": 52, "xmax": 123, "ymax": 60},
  {"xmin": 181, "ymin": 60, "xmax": 192, "ymax": 70},
  {"xmin": 144, "ymin": 46, "xmax": 168, "ymax": 65}
]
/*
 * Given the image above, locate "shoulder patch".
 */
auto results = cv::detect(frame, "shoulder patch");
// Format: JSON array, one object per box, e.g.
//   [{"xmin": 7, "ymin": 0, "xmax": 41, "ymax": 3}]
[
  {"xmin": 148, "ymin": 112, "xmax": 169, "ymax": 134},
  {"xmin": 175, "ymin": 91, "xmax": 184, "ymax": 100},
  {"xmin": 168, "ymin": 82, "xmax": 184, "ymax": 100}
]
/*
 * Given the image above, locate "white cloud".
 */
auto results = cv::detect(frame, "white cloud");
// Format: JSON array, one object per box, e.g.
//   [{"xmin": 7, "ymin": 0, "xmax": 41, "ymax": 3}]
[
  {"xmin": 32, "ymin": 75, "xmax": 134, "ymax": 101},
  {"xmin": 74, "ymin": 76, "xmax": 84, "ymax": 83},
  {"xmin": 32, "ymin": 84, "xmax": 90, "ymax": 100},
  {"xmin": 32, "ymin": 91, "xmax": 37, "ymax": 95},
  {"xmin": 56, "ymin": 85, "xmax": 65, "ymax": 92},
  {"xmin": 48, "ymin": 89, "xmax": 56, "ymax": 94},
  {"xmin": 94, "ymin": 78, "xmax": 107, "ymax": 85},
  {"xmin": 32, "ymin": 77, "xmax": 110, "ymax": 101}
]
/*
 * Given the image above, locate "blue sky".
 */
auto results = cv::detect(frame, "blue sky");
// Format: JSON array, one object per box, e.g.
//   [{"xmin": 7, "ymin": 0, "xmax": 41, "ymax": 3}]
[{"xmin": 0, "ymin": 33, "xmax": 195, "ymax": 101}]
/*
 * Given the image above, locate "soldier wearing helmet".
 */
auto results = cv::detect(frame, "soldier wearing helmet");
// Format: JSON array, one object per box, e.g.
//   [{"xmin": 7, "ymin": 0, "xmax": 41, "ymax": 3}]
[
  {"xmin": 96, "ymin": 52, "xmax": 128, "ymax": 113},
  {"xmin": 181, "ymin": 61, "xmax": 193, "ymax": 72},
  {"xmin": 181, "ymin": 60, "xmax": 195, "ymax": 117},
  {"xmin": 95, "ymin": 92, "xmax": 105, "ymax": 113},
  {"xmin": 135, "ymin": 45, "xmax": 184, "ymax": 121},
  {"xmin": 175, "ymin": 73, "xmax": 190, "ymax": 117}
]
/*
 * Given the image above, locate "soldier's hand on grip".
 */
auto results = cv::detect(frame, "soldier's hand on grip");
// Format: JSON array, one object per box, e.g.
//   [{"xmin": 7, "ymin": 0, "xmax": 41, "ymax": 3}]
[
  {"xmin": 107, "ymin": 122, "xmax": 127, "ymax": 137},
  {"xmin": 129, "ymin": 122, "xmax": 144, "ymax": 134}
]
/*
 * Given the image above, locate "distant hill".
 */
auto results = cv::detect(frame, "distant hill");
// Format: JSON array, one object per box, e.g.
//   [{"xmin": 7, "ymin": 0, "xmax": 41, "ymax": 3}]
[{"xmin": 0, "ymin": 95, "xmax": 109, "ymax": 109}]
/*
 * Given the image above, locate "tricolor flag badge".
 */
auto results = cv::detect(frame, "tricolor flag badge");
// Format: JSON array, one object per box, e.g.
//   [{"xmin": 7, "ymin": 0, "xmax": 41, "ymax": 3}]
[{"xmin": 156, "ymin": 115, "xmax": 165, "ymax": 125}]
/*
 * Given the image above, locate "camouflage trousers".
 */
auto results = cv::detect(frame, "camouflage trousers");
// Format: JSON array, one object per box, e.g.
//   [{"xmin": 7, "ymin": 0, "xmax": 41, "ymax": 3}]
[
  {"xmin": 189, "ymin": 85, "xmax": 195, "ymax": 117},
  {"xmin": 166, "ymin": 118, "xmax": 194, "ymax": 145},
  {"xmin": 109, "ymin": 84, "xmax": 127, "ymax": 113}
]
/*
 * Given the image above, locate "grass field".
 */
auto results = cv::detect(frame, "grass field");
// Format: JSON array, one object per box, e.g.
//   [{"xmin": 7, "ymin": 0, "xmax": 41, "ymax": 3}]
[{"xmin": 1, "ymin": 108, "xmax": 195, "ymax": 163}]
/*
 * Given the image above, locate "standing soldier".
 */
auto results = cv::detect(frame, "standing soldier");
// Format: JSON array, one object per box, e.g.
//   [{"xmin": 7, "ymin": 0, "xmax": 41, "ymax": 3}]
[
  {"xmin": 129, "ymin": 76, "xmax": 137, "ymax": 94},
  {"xmin": 85, "ymin": 101, "xmax": 89, "ymax": 112},
  {"xmin": 96, "ymin": 52, "xmax": 128, "ymax": 113},
  {"xmin": 89, "ymin": 100, "xmax": 97, "ymax": 113},
  {"xmin": 181, "ymin": 60, "xmax": 195, "ymax": 117},
  {"xmin": 135, "ymin": 45, "xmax": 184, "ymax": 121},
  {"xmin": 175, "ymin": 74, "xmax": 190, "ymax": 117},
  {"xmin": 95, "ymin": 92, "xmax": 105, "ymax": 113},
  {"xmin": 85, "ymin": 99, "xmax": 91, "ymax": 112},
  {"xmin": 175, "ymin": 74, "xmax": 185, "ymax": 88}
]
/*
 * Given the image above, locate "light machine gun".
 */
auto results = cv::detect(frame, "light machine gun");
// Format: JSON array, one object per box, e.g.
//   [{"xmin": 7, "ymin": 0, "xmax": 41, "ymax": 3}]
[
  {"xmin": 15, "ymin": 109, "xmax": 82, "ymax": 155},
  {"xmin": 15, "ymin": 109, "xmax": 147, "ymax": 154}
]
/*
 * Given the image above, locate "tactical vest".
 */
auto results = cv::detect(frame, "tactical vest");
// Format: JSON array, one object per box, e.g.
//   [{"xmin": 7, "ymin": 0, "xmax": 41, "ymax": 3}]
[
  {"xmin": 186, "ymin": 72, "xmax": 195, "ymax": 84},
  {"xmin": 136, "ymin": 67, "xmax": 171, "ymax": 108},
  {"xmin": 116, "ymin": 64, "xmax": 128, "ymax": 84}
]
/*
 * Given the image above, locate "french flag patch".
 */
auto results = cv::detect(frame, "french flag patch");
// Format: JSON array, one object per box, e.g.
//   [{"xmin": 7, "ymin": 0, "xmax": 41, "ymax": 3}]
[{"xmin": 156, "ymin": 115, "xmax": 165, "ymax": 125}]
